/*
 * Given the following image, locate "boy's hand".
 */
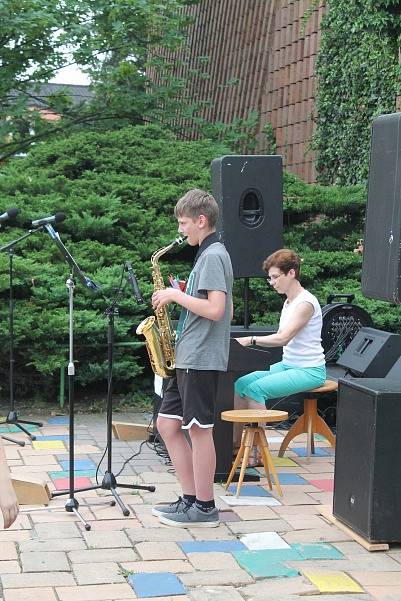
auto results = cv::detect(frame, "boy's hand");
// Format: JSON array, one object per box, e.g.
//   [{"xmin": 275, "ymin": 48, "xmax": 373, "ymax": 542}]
[
  {"xmin": 0, "ymin": 479, "xmax": 19, "ymax": 529},
  {"xmin": 152, "ymin": 288, "xmax": 181, "ymax": 310}
]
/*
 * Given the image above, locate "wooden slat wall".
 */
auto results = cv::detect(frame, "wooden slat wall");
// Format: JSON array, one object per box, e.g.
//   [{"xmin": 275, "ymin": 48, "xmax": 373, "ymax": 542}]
[{"xmin": 149, "ymin": 0, "xmax": 325, "ymax": 182}]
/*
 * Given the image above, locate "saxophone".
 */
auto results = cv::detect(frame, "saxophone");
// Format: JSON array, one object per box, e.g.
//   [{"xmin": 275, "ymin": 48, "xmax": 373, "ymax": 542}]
[{"xmin": 136, "ymin": 236, "xmax": 186, "ymax": 378}]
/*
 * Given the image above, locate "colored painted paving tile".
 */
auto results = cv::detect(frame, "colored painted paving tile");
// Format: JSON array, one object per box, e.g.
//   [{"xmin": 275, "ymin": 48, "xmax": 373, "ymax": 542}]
[
  {"xmin": 227, "ymin": 484, "xmax": 271, "ymax": 497},
  {"xmin": 49, "ymin": 470, "xmax": 97, "ymax": 479},
  {"xmin": 128, "ymin": 572, "xmax": 186, "ymax": 598},
  {"xmin": 272, "ymin": 456, "xmax": 298, "ymax": 467},
  {"xmin": 302, "ymin": 569, "xmax": 363, "ymax": 593},
  {"xmin": 277, "ymin": 473, "xmax": 308, "ymax": 485},
  {"xmin": 292, "ymin": 543, "xmax": 344, "ymax": 560},
  {"xmin": 291, "ymin": 446, "xmax": 331, "ymax": 457},
  {"xmin": 33, "ymin": 440, "xmax": 66, "ymax": 450},
  {"xmin": 240, "ymin": 532, "xmax": 291, "ymax": 551},
  {"xmin": 0, "ymin": 424, "xmax": 39, "ymax": 433},
  {"xmin": 53, "ymin": 476, "xmax": 93, "ymax": 490},
  {"xmin": 308, "ymin": 479, "xmax": 334, "ymax": 492},
  {"xmin": 34, "ymin": 435, "xmax": 70, "ymax": 441},
  {"xmin": 47, "ymin": 416, "xmax": 69, "ymax": 425},
  {"xmin": 179, "ymin": 540, "xmax": 246, "ymax": 553},
  {"xmin": 234, "ymin": 549, "xmax": 300, "ymax": 578},
  {"xmin": 60, "ymin": 459, "xmax": 96, "ymax": 471}
]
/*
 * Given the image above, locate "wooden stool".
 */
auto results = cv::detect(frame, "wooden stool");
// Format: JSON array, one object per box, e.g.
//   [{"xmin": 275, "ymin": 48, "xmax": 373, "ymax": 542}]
[
  {"xmin": 278, "ymin": 380, "xmax": 338, "ymax": 460},
  {"xmin": 221, "ymin": 409, "xmax": 288, "ymax": 497}
]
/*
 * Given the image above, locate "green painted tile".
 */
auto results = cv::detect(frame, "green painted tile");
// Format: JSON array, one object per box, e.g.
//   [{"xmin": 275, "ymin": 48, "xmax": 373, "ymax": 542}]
[
  {"xmin": 293, "ymin": 543, "xmax": 344, "ymax": 560},
  {"xmin": 49, "ymin": 470, "xmax": 97, "ymax": 479},
  {"xmin": 234, "ymin": 548, "xmax": 303, "ymax": 577}
]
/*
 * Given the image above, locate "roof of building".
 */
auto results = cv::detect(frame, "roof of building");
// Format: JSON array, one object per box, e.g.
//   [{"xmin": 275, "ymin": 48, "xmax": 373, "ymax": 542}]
[{"xmin": 17, "ymin": 83, "xmax": 92, "ymax": 108}]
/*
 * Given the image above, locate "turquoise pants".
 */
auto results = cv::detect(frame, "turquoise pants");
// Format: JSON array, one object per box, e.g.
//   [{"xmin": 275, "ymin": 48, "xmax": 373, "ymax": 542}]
[{"xmin": 234, "ymin": 361, "xmax": 326, "ymax": 405}]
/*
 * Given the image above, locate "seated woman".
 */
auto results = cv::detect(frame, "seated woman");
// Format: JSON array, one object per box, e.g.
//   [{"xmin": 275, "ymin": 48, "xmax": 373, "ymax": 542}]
[{"xmin": 234, "ymin": 249, "xmax": 326, "ymax": 448}]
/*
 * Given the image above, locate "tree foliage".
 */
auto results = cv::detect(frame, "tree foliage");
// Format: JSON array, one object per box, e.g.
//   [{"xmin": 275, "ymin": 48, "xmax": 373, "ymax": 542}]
[{"xmin": 313, "ymin": 0, "xmax": 401, "ymax": 185}]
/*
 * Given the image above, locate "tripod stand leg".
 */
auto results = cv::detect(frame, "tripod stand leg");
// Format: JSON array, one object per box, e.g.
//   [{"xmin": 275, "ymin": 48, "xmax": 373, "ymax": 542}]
[
  {"xmin": 110, "ymin": 487, "xmax": 130, "ymax": 516},
  {"xmin": 11, "ymin": 422, "xmax": 36, "ymax": 441},
  {"xmin": 16, "ymin": 418, "xmax": 43, "ymax": 427},
  {"xmin": 65, "ymin": 498, "xmax": 91, "ymax": 531},
  {"xmin": 1, "ymin": 435, "xmax": 25, "ymax": 447}
]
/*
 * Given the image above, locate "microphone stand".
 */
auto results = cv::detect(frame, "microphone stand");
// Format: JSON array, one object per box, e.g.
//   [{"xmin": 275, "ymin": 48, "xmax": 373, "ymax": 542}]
[{"xmin": 0, "ymin": 230, "xmax": 44, "ymax": 442}]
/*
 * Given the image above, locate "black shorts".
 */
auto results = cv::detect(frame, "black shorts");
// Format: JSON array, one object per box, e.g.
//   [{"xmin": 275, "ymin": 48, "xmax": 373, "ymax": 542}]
[{"xmin": 158, "ymin": 368, "xmax": 219, "ymax": 429}]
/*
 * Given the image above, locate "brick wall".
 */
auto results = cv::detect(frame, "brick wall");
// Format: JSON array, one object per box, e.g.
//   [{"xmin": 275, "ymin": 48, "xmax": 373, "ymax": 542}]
[{"xmin": 150, "ymin": 0, "xmax": 325, "ymax": 182}]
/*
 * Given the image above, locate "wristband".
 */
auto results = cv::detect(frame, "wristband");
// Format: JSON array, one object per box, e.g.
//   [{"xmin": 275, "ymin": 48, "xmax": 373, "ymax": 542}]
[{"xmin": 251, "ymin": 336, "xmax": 256, "ymax": 346}]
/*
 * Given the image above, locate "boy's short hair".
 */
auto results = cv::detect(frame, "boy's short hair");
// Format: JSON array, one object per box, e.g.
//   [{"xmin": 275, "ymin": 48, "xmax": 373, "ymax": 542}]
[
  {"xmin": 174, "ymin": 189, "xmax": 219, "ymax": 228},
  {"xmin": 263, "ymin": 248, "xmax": 301, "ymax": 279}
]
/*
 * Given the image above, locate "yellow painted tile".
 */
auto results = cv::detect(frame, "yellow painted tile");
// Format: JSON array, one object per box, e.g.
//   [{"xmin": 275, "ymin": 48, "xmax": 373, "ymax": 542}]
[
  {"xmin": 272, "ymin": 456, "xmax": 298, "ymax": 467},
  {"xmin": 32, "ymin": 441, "xmax": 66, "ymax": 450},
  {"xmin": 303, "ymin": 569, "xmax": 363, "ymax": 593}
]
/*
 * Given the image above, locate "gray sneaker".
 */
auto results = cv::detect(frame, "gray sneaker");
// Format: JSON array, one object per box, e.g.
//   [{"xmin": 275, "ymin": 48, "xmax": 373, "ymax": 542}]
[
  {"xmin": 159, "ymin": 504, "xmax": 219, "ymax": 528},
  {"xmin": 152, "ymin": 496, "xmax": 192, "ymax": 518}
]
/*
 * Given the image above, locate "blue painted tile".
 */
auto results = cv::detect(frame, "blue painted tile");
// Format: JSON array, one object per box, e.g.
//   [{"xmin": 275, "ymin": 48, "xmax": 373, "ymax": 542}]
[
  {"xmin": 292, "ymin": 543, "xmax": 344, "ymax": 560},
  {"xmin": 0, "ymin": 424, "xmax": 39, "ymax": 433},
  {"xmin": 47, "ymin": 416, "xmax": 69, "ymax": 425},
  {"xmin": 128, "ymin": 572, "xmax": 186, "ymax": 598},
  {"xmin": 227, "ymin": 484, "xmax": 271, "ymax": 497},
  {"xmin": 60, "ymin": 459, "xmax": 96, "ymax": 471},
  {"xmin": 34, "ymin": 435, "xmax": 69, "ymax": 441},
  {"xmin": 179, "ymin": 540, "xmax": 246, "ymax": 553},
  {"xmin": 277, "ymin": 473, "xmax": 308, "ymax": 485},
  {"xmin": 234, "ymin": 549, "xmax": 300, "ymax": 578},
  {"xmin": 49, "ymin": 470, "xmax": 96, "ymax": 479},
  {"xmin": 291, "ymin": 447, "xmax": 330, "ymax": 457}
]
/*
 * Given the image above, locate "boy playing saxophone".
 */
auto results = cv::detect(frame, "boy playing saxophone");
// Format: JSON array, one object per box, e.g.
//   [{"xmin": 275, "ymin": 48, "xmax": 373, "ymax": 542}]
[{"xmin": 151, "ymin": 189, "xmax": 233, "ymax": 527}]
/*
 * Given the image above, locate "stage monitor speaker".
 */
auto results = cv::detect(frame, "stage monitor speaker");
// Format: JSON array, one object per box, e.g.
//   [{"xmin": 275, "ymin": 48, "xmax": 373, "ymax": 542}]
[
  {"xmin": 336, "ymin": 326, "xmax": 401, "ymax": 377},
  {"xmin": 361, "ymin": 112, "xmax": 401, "ymax": 303},
  {"xmin": 333, "ymin": 378, "xmax": 401, "ymax": 542},
  {"xmin": 211, "ymin": 155, "xmax": 283, "ymax": 278}
]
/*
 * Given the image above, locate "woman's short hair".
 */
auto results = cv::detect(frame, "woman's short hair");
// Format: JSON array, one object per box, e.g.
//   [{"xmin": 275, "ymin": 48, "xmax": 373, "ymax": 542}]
[
  {"xmin": 174, "ymin": 189, "xmax": 219, "ymax": 228},
  {"xmin": 263, "ymin": 248, "xmax": 301, "ymax": 279}
]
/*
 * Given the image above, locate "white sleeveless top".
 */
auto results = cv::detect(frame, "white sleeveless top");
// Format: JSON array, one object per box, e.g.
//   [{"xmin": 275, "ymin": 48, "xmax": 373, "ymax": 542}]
[{"xmin": 279, "ymin": 289, "xmax": 325, "ymax": 367}]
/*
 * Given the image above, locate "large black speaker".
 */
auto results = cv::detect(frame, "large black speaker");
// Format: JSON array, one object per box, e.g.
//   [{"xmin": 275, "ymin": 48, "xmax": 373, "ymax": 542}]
[
  {"xmin": 336, "ymin": 326, "xmax": 401, "ymax": 377},
  {"xmin": 211, "ymin": 155, "xmax": 283, "ymax": 278},
  {"xmin": 334, "ymin": 378, "xmax": 401, "ymax": 542},
  {"xmin": 362, "ymin": 112, "xmax": 401, "ymax": 304}
]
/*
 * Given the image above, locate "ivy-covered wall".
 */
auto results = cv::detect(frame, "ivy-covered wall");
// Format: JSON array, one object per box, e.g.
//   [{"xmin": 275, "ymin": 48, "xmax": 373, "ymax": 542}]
[{"xmin": 314, "ymin": 0, "xmax": 401, "ymax": 185}]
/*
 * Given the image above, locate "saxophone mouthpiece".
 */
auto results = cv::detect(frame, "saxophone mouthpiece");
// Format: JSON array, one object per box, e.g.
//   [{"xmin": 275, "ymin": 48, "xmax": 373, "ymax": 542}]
[{"xmin": 175, "ymin": 236, "xmax": 187, "ymax": 245}]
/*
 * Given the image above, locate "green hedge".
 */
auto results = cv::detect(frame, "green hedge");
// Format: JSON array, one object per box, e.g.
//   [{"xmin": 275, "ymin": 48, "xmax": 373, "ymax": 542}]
[{"xmin": 0, "ymin": 125, "xmax": 398, "ymax": 402}]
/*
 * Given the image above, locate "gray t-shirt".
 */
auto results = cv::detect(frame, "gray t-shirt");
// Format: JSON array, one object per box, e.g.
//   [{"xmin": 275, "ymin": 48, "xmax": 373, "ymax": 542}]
[{"xmin": 175, "ymin": 241, "xmax": 233, "ymax": 371}]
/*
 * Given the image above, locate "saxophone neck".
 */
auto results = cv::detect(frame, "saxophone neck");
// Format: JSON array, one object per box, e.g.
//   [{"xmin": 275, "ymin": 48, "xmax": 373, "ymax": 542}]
[{"xmin": 151, "ymin": 236, "xmax": 186, "ymax": 264}]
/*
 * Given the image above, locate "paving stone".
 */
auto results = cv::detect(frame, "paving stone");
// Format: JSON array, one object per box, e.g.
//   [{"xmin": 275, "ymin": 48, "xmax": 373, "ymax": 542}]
[
  {"xmin": 68, "ymin": 548, "xmax": 137, "ymax": 563},
  {"xmin": 228, "ymin": 519, "xmax": 290, "ymax": 534},
  {"xmin": 82, "ymin": 530, "xmax": 132, "ymax": 548},
  {"xmin": 179, "ymin": 541, "xmax": 246, "ymax": 554},
  {"xmin": 77, "ymin": 518, "xmax": 141, "ymax": 531},
  {"xmin": 19, "ymin": 538, "xmax": 86, "ymax": 552},
  {"xmin": 350, "ymin": 571, "xmax": 401, "ymax": 586},
  {"xmin": 283, "ymin": 526, "xmax": 352, "ymax": 544},
  {"xmin": 187, "ymin": 552, "xmax": 241, "ymax": 571},
  {"xmin": 33, "ymin": 521, "xmax": 81, "ymax": 538},
  {"xmin": 55, "ymin": 583, "xmax": 135, "ymax": 600},
  {"xmin": 21, "ymin": 454, "xmax": 59, "ymax": 465},
  {"xmin": 188, "ymin": 585, "xmax": 245, "ymax": 601},
  {"xmin": 3, "ymin": 587, "xmax": 57, "ymax": 601},
  {"xmin": 232, "ymin": 506, "xmax": 278, "ymax": 520},
  {"xmin": 139, "ymin": 471, "xmax": 177, "ymax": 483},
  {"xmin": 239, "ymin": 575, "xmax": 316, "ymax": 598},
  {"xmin": 179, "ymin": 569, "xmax": 254, "ymax": 586},
  {"xmin": 0, "ymin": 561, "xmax": 20, "ymax": 574},
  {"xmin": 0, "ymin": 531, "xmax": 31, "ymax": 543},
  {"xmin": 240, "ymin": 532, "xmax": 291, "ymax": 551},
  {"xmin": 72, "ymin": 561, "xmax": 126, "ymax": 585},
  {"xmin": 283, "ymin": 515, "xmax": 329, "ymax": 529},
  {"xmin": 20, "ymin": 550, "xmax": 70, "ymax": 572},
  {"xmin": 188, "ymin": 525, "xmax": 235, "ymax": 540},
  {"xmin": 0, "ymin": 543, "xmax": 17, "ymax": 560},
  {"xmin": 364, "ymin": 585, "xmax": 401, "ymax": 600},
  {"xmin": 292, "ymin": 542, "xmax": 344, "ymax": 560},
  {"xmin": 125, "ymin": 527, "xmax": 192, "ymax": 542},
  {"xmin": 135, "ymin": 541, "xmax": 186, "ymax": 561},
  {"xmin": 332, "ymin": 541, "xmax": 372, "ymax": 557},
  {"xmin": 1, "ymin": 572, "xmax": 76, "ymax": 588},
  {"xmin": 128, "ymin": 572, "xmax": 186, "ymax": 598},
  {"xmin": 290, "ymin": 555, "xmax": 401, "ymax": 572},
  {"xmin": 121, "ymin": 560, "xmax": 194, "ymax": 574},
  {"xmin": 227, "ymin": 485, "xmax": 271, "ymax": 497}
]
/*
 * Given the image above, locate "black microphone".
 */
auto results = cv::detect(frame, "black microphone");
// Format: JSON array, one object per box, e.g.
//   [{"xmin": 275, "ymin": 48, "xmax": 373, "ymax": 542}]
[
  {"xmin": 32, "ymin": 212, "xmax": 66, "ymax": 227},
  {"xmin": 0, "ymin": 207, "xmax": 19, "ymax": 226},
  {"xmin": 126, "ymin": 262, "xmax": 144, "ymax": 303}
]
